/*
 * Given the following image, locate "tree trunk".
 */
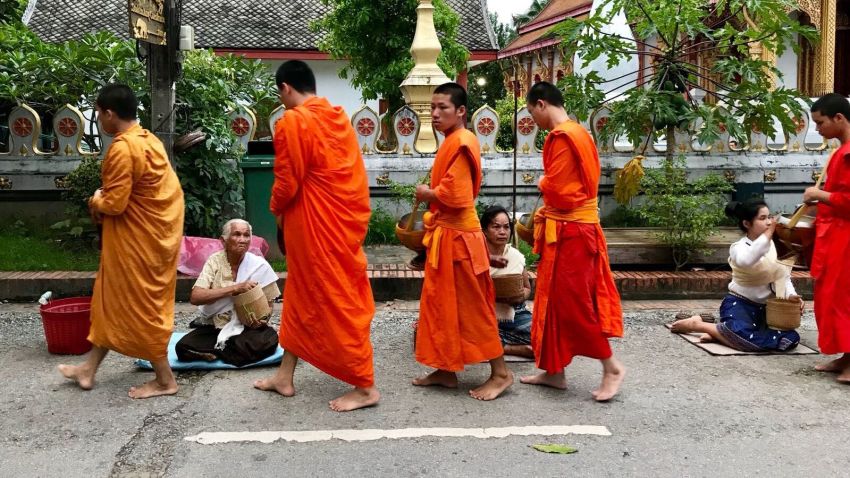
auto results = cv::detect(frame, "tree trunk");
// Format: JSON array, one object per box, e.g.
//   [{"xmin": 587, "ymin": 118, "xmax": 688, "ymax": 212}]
[{"xmin": 666, "ymin": 124, "xmax": 676, "ymax": 161}]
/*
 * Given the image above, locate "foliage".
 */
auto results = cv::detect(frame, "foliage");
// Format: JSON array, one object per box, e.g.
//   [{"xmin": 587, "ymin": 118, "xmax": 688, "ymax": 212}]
[
  {"xmin": 554, "ymin": 0, "xmax": 819, "ymax": 157},
  {"xmin": 175, "ymin": 50, "xmax": 276, "ymax": 237},
  {"xmin": 365, "ymin": 205, "xmax": 401, "ymax": 246},
  {"xmin": 639, "ymin": 155, "xmax": 732, "ymax": 270},
  {"xmin": 62, "ymin": 156, "xmax": 102, "ymax": 215},
  {"xmin": 601, "ymin": 205, "xmax": 647, "ymax": 227},
  {"xmin": 493, "ymin": 93, "xmax": 547, "ymax": 151},
  {"xmin": 0, "ymin": 0, "xmax": 25, "ymax": 25},
  {"xmin": 314, "ymin": 0, "xmax": 469, "ymax": 111},
  {"xmin": 513, "ymin": 0, "xmax": 547, "ymax": 28},
  {"xmin": 0, "ymin": 230, "xmax": 100, "ymax": 271},
  {"xmin": 515, "ymin": 238, "xmax": 539, "ymax": 268},
  {"xmin": 467, "ymin": 13, "xmax": 510, "ymax": 115}
]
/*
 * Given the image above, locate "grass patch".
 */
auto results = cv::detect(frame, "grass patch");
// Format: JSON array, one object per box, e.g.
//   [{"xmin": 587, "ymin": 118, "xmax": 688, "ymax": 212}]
[
  {"xmin": 0, "ymin": 232, "xmax": 100, "ymax": 271},
  {"xmin": 365, "ymin": 206, "xmax": 400, "ymax": 246},
  {"xmin": 270, "ymin": 258, "xmax": 287, "ymax": 272}
]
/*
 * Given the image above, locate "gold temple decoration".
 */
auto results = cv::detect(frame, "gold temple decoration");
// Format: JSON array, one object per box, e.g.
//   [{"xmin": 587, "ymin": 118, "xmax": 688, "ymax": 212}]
[
  {"xmin": 400, "ymin": 0, "xmax": 451, "ymax": 154},
  {"xmin": 129, "ymin": 0, "xmax": 167, "ymax": 45}
]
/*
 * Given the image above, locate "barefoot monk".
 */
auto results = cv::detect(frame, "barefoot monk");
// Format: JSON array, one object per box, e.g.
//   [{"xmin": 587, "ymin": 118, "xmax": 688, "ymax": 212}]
[
  {"xmin": 253, "ymin": 60, "xmax": 380, "ymax": 412},
  {"xmin": 804, "ymin": 93, "xmax": 850, "ymax": 383},
  {"xmin": 520, "ymin": 82, "xmax": 625, "ymax": 401},
  {"xmin": 412, "ymin": 82, "xmax": 513, "ymax": 401},
  {"xmin": 58, "ymin": 84, "xmax": 184, "ymax": 399}
]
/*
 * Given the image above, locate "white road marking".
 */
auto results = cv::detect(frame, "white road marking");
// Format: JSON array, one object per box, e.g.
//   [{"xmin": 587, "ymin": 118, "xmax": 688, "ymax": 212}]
[{"xmin": 184, "ymin": 425, "xmax": 611, "ymax": 445}]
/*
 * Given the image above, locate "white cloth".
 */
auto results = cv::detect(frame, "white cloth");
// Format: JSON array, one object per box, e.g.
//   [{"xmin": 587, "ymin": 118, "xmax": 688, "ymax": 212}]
[
  {"xmin": 196, "ymin": 252, "xmax": 279, "ymax": 349},
  {"xmin": 728, "ymin": 235, "xmax": 796, "ymax": 303},
  {"xmin": 490, "ymin": 244, "xmax": 526, "ymax": 322}
]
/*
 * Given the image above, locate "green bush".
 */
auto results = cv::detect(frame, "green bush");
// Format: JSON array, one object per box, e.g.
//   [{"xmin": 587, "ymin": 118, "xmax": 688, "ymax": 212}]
[
  {"xmin": 639, "ymin": 155, "xmax": 733, "ymax": 270},
  {"xmin": 602, "ymin": 205, "xmax": 647, "ymax": 228},
  {"xmin": 365, "ymin": 205, "xmax": 400, "ymax": 246}
]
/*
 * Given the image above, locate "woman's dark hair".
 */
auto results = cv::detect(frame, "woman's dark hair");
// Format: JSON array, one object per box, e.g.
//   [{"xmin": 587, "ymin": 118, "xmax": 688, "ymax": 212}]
[
  {"xmin": 724, "ymin": 198, "xmax": 769, "ymax": 232},
  {"xmin": 480, "ymin": 205, "xmax": 514, "ymax": 239}
]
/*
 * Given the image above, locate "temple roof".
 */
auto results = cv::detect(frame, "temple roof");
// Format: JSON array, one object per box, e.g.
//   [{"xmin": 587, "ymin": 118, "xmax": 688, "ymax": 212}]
[
  {"xmin": 25, "ymin": 0, "xmax": 498, "ymax": 52},
  {"xmin": 500, "ymin": 0, "xmax": 591, "ymax": 58}
]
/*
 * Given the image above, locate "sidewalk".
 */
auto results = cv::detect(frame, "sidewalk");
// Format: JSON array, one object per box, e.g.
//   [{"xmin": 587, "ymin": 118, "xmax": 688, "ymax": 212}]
[{"xmin": 0, "ymin": 267, "xmax": 813, "ymax": 302}]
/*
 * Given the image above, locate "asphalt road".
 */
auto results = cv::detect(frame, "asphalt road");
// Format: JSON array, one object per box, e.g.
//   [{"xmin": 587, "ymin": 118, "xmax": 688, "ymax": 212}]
[{"xmin": 1, "ymin": 301, "xmax": 848, "ymax": 477}]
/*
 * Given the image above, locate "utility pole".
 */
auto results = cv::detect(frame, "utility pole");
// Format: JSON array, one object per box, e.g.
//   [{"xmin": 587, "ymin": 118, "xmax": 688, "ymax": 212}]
[{"xmin": 146, "ymin": 0, "xmax": 179, "ymax": 166}]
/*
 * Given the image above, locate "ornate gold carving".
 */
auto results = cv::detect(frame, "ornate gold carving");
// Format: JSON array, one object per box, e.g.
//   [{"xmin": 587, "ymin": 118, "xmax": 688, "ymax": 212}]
[
  {"xmin": 521, "ymin": 143, "xmax": 530, "ymax": 154},
  {"xmin": 54, "ymin": 176, "xmax": 70, "ymax": 189},
  {"xmin": 482, "ymin": 143, "xmax": 490, "ymax": 154},
  {"xmin": 812, "ymin": 170, "xmax": 823, "ymax": 182},
  {"xmin": 797, "ymin": 0, "xmax": 821, "ymax": 29},
  {"xmin": 522, "ymin": 173, "xmax": 536, "ymax": 184},
  {"xmin": 129, "ymin": 0, "xmax": 167, "ymax": 45},
  {"xmin": 375, "ymin": 172, "xmax": 390, "ymax": 185},
  {"xmin": 764, "ymin": 170, "xmax": 777, "ymax": 182},
  {"xmin": 0, "ymin": 176, "xmax": 11, "ymax": 189},
  {"xmin": 534, "ymin": 50, "xmax": 551, "ymax": 83},
  {"xmin": 724, "ymin": 170, "xmax": 737, "ymax": 183},
  {"xmin": 813, "ymin": 0, "xmax": 837, "ymax": 96},
  {"xmin": 402, "ymin": 143, "xmax": 411, "ymax": 155}
]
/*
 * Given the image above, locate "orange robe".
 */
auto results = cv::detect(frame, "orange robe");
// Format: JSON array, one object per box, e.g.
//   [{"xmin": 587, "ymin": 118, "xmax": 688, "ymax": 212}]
[
  {"xmin": 415, "ymin": 128, "xmax": 503, "ymax": 371},
  {"xmin": 88, "ymin": 124, "xmax": 184, "ymax": 361},
  {"xmin": 531, "ymin": 121, "xmax": 623, "ymax": 373},
  {"xmin": 271, "ymin": 96, "xmax": 375, "ymax": 388},
  {"xmin": 812, "ymin": 141, "xmax": 850, "ymax": 355}
]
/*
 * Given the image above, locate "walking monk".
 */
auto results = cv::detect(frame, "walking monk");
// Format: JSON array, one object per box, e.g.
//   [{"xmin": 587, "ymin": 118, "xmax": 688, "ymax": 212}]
[
  {"xmin": 58, "ymin": 84, "xmax": 184, "ymax": 399},
  {"xmin": 253, "ymin": 60, "xmax": 380, "ymax": 411},
  {"xmin": 521, "ymin": 82, "xmax": 625, "ymax": 401},
  {"xmin": 803, "ymin": 93, "xmax": 850, "ymax": 383},
  {"xmin": 412, "ymin": 82, "xmax": 513, "ymax": 401}
]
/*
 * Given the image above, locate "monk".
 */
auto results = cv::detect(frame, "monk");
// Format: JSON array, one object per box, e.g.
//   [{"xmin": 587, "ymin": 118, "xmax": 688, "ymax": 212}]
[
  {"xmin": 413, "ymin": 82, "xmax": 513, "ymax": 401},
  {"xmin": 520, "ymin": 82, "xmax": 625, "ymax": 401},
  {"xmin": 253, "ymin": 60, "xmax": 380, "ymax": 412},
  {"xmin": 803, "ymin": 93, "xmax": 850, "ymax": 383},
  {"xmin": 58, "ymin": 84, "xmax": 184, "ymax": 399}
]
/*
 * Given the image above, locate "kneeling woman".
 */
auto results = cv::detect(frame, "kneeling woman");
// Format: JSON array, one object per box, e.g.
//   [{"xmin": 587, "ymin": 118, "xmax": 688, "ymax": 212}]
[
  {"xmin": 481, "ymin": 206, "xmax": 534, "ymax": 358},
  {"xmin": 671, "ymin": 199, "xmax": 802, "ymax": 351}
]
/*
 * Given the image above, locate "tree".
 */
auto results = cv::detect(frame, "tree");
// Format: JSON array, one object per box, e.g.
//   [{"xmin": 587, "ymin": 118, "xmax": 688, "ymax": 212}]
[
  {"xmin": 468, "ymin": 12, "xmax": 510, "ymax": 115},
  {"xmin": 0, "ymin": 0, "xmax": 25, "ymax": 25},
  {"xmin": 512, "ymin": 0, "xmax": 547, "ymax": 28},
  {"xmin": 313, "ymin": 0, "xmax": 469, "ymax": 112},
  {"xmin": 556, "ymin": 0, "xmax": 818, "ymax": 158}
]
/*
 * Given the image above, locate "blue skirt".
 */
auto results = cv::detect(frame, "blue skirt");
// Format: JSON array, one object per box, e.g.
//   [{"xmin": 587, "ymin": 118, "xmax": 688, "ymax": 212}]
[{"xmin": 716, "ymin": 294, "xmax": 800, "ymax": 352}]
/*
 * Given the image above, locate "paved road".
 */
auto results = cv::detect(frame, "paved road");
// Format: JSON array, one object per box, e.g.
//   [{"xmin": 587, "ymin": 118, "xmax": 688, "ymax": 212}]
[{"xmin": 1, "ymin": 301, "xmax": 847, "ymax": 477}]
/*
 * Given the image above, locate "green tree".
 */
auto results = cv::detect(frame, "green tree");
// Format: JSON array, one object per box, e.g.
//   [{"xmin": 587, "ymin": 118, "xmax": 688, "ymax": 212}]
[
  {"xmin": 0, "ymin": 0, "xmax": 25, "ymax": 25},
  {"xmin": 313, "ymin": 0, "xmax": 469, "ymax": 112},
  {"xmin": 512, "ymin": 0, "xmax": 547, "ymax": 28},
  {"xmin": 555, "ymin": 0, "xmax": 818, "ymax": 158},
  {"xmin": 468, "ymin": 12, "xmax": 510, "ymax": 115}
]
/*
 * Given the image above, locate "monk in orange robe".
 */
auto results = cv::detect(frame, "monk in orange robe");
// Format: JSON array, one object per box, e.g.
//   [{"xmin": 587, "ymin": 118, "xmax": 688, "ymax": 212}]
[
  {"xmin": 519, "ymin": 82, "xmax": 625, "ymax": 401},
  {"xmin": 58, "ymin": 84, "xmax": 184, "ymax": 399},
  {"xmin": 412, "ymin": 82, "xmax": 513, "ymax": 401},
  {"xmin": 803, "ymin": 93, "xmax": 850, "ymax": 383},
  {"xmin": 253, "ymin": 60, "xmax": 379, "ymax": 412}
]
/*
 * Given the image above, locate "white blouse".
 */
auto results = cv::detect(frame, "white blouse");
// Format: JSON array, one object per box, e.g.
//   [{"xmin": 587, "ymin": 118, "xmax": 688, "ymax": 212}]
[{"xmin": 727, "ymin": 234, "xmax": 796, "ymax": 303}]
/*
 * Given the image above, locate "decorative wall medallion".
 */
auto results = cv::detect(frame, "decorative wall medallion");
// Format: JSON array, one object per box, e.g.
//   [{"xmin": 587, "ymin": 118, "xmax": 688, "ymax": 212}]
[
  {"xmin": 375, "ymin": 172, "xmax": 390, "ymax": 185},
  {"xmin": 522, "ymin": 173, "xmax": 536, "ymax": 184},
  {"xmin": 57, "ymin": 117, "xmax": 78, "ymax": 137},
  {"xmin": 351, "ymin": 106, "xmax": 380, "ymax": 154},
  {"xmin": 476, "ymin": 117, "xmax": 495, "ymax": 135},
  {"xmin": 471, "ymin": 106, "xmax": 499, "ymax": 156},
  {"xmin": 356, "ymin": 118, "xmax": 376, "ymax": 136},
  {"xmin": 397, "ymin": 117, "xmax": 416, "ymax": 137},
  {"xmin": 231, "ymin": 117, "xmax": 250, "ymax": 136},
  {"xmin": 517, "ymin": 117, "xmax": 536, "ymax": 136},
  {"xmin": 12, "ymin": 117, "xmax": 33, "ymax": 137},
  {"xmin": 764, "ymin": 170, "xmax": 777, "ymax": 182}
]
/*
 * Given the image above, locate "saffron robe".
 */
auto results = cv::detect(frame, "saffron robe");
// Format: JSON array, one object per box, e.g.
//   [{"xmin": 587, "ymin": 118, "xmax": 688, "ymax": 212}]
[
  {"xmin": 531, "ymin": 121, "xmax": 623, "ymax": 373},
  {"xmin": 271, "ymin": 96, "xmax": 376, "ymax": 388},
  {"xmin": 88, "ymin": 123, "xmax": 184, "ymax": 361},
  {"xmin": 812, "ymin": 141, "xmax": 850, "ymax": 355},
  {"xmin": 415, "ymin": 128, "xmax": 503, "ymax": 371}
]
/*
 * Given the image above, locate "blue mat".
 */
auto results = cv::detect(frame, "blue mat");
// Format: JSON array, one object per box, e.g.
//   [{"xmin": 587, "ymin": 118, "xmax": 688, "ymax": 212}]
[{"xmin": 135, "ymin": 331, "xmax": 284, "ymax": 370}]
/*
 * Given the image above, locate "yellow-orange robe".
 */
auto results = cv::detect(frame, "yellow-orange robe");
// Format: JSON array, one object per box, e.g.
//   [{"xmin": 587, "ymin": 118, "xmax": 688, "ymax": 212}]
[
  {"xmin": 812, "ymin": 141, "xmax": 850, "ymax": 355},
  {"xmin": 415, "ymin": 128, "xmax": 503, "ymax": 371},
  {"xmin": 271, "ymin": 96, "xmax": 375, "ymax": 388},
  {"xmin": 531, "ymin": 120, "xmax": 623, "ymax": 373},
  {"xmin": 88, "ymin": 123, "xmax": 184, "ymax": 361}
]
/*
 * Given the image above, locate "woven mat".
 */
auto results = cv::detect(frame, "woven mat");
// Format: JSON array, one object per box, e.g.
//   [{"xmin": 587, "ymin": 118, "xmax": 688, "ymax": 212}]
[{"xmin": 665, "ymin": 324, "xmax": 818, "ymax": 356}]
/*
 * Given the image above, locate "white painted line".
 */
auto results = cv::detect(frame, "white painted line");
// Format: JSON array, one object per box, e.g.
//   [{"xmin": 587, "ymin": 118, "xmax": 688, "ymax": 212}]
[{"xmin": 184, "ymin": 425, "xmax": 611, "ymax": 445}]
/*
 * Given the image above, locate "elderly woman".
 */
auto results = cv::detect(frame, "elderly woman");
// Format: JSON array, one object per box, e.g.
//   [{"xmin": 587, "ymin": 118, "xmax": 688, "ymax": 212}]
[
  {"xmin": 481, "ymin": 205, "xmax": 534, "ymax": 358},
  {"xmin": 175, "ymin": 219, "xmax": 281, "ymax": 366}
]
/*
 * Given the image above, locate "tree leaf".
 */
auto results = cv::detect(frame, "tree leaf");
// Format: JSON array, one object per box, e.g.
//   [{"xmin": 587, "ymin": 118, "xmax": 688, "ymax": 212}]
[{"xmin": 530, "ymin": 444, "xmax": 578, "ymax": 454}]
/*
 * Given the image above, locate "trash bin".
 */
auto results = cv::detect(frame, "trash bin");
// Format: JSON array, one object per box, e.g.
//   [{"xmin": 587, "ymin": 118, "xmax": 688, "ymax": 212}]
[{"xmin": 240, "ymin": 141, "xmax": 281, "ymax": 259}]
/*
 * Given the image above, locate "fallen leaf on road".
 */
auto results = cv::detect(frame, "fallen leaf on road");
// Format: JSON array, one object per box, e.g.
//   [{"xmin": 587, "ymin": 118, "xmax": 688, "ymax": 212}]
[{"xmin": 530, "ymin": 444, "xmax": 578, "ymax": 454}]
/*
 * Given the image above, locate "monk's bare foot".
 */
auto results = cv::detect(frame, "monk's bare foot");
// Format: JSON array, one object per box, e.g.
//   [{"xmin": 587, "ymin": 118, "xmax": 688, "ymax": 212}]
[
  {"xmin": 815, "ymin": 355, "xmax": 850, "ymax": 373},
  {"xmin": 592, "ymin": 361, "xmax": 625, "ymax": 402},
  {"xmin": 504, "ymin": 344, "xmax": 535, "ymax": 358},
  {"xmin": 128, "ymin": 380, "xmax": 178, "ymax": 399},
  {"xmin": 329, "ymin": 387, "xmax": 380, "ymax": 412},
  {"xmin": 470, "ymin": 369, "xmax": 514, "ymax": 401},
  {"xmin": 670, "ymin": 315, "xmax": 702, "ymax": 333},
  {"xmin": 837, "ymin": 370, "xmax": 850, "ymax": 384},
  {"xmin": 253, "ymin": 377, "xmax": 295, "ymax": 397},
  {"xmin": 412, "ymin": 370, "xmax": 458, "ymax": 388},
  {"xmin": 58, "ymin": 364, "xmax": 94, "ymax": 390},
  {"xmin": 698, "ymin": 333, "xmax": 714, "ymax": 343},
  {"xmin": 520, "ymin": 371, "xmax": 567, "ymax": 390}
]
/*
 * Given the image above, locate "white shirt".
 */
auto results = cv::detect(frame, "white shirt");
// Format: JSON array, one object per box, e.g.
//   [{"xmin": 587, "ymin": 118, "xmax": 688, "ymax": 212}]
[{"xmin": 728, "ymin": 234, "xmax": 796, "ymax": 303}]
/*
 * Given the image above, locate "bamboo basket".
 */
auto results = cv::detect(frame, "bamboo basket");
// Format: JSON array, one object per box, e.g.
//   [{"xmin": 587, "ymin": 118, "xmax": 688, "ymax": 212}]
[
  {"xmin": 492, "ymin": 274, "xmax": 524, "ymax": 299},
  {"xmin": 233, "ymin": 285, "xmax": 271, "ymax": 324},
  {"xmin": 766, "ymin": 298, "xmax": 802, "ymax": 331},
  {"xmin": 396, "ymin": 200, "xmax": 426, "ymax": 251}
]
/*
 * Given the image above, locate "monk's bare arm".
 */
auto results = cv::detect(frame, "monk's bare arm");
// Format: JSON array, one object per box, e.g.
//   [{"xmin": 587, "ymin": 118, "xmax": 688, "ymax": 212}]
[{"xmin": 90, "ymin": 141, "xmax": 133, "ymax": 215}]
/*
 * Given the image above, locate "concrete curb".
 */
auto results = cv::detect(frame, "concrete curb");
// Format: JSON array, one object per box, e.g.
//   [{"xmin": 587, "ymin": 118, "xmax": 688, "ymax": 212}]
[{"xmin": 0, "ymin": 267, "xmax": 813, "ymax": 302}]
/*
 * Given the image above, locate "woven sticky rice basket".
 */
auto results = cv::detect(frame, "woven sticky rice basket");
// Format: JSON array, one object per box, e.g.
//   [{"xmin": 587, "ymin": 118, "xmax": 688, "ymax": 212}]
[
  {"xmin": 515, "ymin": 213, "xmax": 535, "ymax": 246},
  {"xmin": 766, "ymin": 298, "xmax": 801, "ymax": 331},
  {"xmin": 233, "ymin": 285, "xmax": 271, "ymax": 323},
  {"xmin": 493, "ymin": 274, "xmax": 524, "ymax": 299}
]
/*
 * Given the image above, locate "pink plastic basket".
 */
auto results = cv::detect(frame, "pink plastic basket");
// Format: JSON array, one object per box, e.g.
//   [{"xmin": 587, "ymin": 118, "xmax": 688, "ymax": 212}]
[{"xmin": 39, "ymin": 297, "xmax": 93, "ymax": 355}]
